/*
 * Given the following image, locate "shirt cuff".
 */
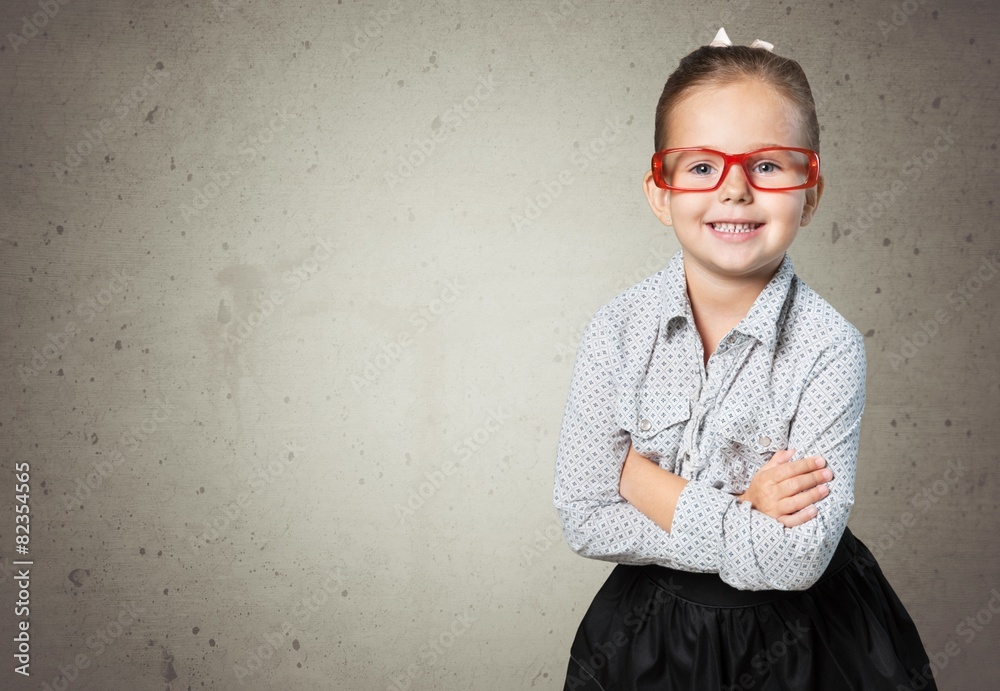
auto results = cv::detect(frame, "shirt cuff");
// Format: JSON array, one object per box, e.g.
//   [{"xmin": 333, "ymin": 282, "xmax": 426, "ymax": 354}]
[{"xmin": 669, "ymin": 479, "xmax": 739, "ymax": 572}]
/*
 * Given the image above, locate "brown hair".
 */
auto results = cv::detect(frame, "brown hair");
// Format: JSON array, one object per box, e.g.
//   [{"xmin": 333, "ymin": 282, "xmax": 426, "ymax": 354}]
[{"xmin": 653, "ymin": 45, "xmax": 820, "ymax": 154}]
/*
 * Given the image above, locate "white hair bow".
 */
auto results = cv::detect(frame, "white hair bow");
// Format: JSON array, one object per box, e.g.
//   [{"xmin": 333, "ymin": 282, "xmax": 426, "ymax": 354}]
[{"xmin": 710, "ymin": 27, "xmax": 774, "ymax": 52}]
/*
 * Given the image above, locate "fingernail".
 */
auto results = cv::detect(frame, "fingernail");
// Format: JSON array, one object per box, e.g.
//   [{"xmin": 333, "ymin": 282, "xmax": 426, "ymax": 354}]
[{"xmin": 814, "ymin": 457, "xmax": 826, "ymax": 468}]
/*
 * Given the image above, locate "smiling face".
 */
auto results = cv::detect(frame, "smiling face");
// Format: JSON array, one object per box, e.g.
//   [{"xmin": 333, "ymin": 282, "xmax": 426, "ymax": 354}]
[{"xmin": 643, "ymin": 78, "xmax": 823, "ymax": 283}]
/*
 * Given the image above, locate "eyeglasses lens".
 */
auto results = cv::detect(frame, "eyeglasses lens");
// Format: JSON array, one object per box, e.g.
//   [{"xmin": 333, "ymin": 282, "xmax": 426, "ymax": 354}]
[{"xmin": 661, "ymin": 149, "xmax": 811, "ymax": 189}]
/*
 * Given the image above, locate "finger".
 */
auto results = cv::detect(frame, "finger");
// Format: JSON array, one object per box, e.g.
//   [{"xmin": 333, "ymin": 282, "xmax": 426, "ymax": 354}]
[
  {"xmin": 760, "ymin": 447, "xmax": 795, "ymax": 471},
  {"xmin": 774, "ymin": 448, "xmax": 794, "ymax": 464},
  {"xmin": 772, "ymin": 455, "xmax": 826, "ymax": 483},
  {"xmin": 777, "ymin": 504, "xmax": 819, "ymax": 528},
  {"xmin": 776, "ymin": 467, "xmax": 833, "ymax": 500},
  {"xmin": 776, "ymin": 483, "xmax": 829, "ymax": 515},
  {"xmin": 811, "ymin": 467, "xmax": 834, "ymax": 485}
]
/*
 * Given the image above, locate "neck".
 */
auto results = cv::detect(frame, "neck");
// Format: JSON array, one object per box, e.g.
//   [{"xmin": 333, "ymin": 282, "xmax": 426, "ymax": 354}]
[{"xmin": 682, "ymin": 253, "xmax": 782, "ymax": 321}]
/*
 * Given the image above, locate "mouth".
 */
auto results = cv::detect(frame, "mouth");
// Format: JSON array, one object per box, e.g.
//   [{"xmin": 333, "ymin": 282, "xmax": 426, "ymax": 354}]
[{"xmin": 708, "ymin": 221, "xmax": 764, "ymax": 234}]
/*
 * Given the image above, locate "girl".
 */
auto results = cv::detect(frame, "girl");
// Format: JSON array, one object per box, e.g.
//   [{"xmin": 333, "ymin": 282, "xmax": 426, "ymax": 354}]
[{"xmin": 552, "ymin": 28, "xmax": 937, "ymax": 690}]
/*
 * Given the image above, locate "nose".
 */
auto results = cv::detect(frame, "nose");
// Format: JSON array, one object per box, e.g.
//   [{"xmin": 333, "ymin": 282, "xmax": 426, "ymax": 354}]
[{"xmin": 718, "ymin": 160, "xmax": 753, "ymax": 202}]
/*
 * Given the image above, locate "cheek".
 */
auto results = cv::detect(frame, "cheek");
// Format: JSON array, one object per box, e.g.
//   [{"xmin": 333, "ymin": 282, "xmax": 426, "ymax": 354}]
[
  {"xmin": 763, "ymin": 194, "xmax": 805, "ymax": 221},
  {"xmin": 668, "ymin": 197, "xmax": 709, "ymax": 222}
]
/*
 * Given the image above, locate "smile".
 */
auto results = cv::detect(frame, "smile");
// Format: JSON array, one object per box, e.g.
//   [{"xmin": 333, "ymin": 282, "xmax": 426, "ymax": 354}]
[{"xmin": 709, "ymin": 222, "xmax": 763, "ymax": 233}]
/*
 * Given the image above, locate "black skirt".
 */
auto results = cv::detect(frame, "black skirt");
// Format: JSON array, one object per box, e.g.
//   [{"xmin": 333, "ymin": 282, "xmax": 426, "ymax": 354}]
[{"xmin": 562, "ymin": 527, "xmax": 938, "ymax": 691}]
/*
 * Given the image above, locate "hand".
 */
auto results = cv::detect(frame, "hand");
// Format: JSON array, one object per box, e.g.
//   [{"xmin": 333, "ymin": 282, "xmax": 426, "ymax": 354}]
[{"xmin": 736, "ymin": 448, "xmax": 834, "ymax": 528}]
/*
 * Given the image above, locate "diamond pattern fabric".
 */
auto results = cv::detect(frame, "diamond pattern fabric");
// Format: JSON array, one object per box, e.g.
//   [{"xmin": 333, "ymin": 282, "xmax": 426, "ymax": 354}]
[{"xmin": 552, "ymin": 249, "xmax": 867, "ymax": 591}]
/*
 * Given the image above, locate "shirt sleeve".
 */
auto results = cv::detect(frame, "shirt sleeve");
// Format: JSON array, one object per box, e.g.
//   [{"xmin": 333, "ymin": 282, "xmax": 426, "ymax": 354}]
[
  {"xmin": 552, "ymin": 310, "xmax": 700, "ymax": 567},
  {"xmin": 667, "ymin": 332, "xmax": 867, "ymax": 590}
]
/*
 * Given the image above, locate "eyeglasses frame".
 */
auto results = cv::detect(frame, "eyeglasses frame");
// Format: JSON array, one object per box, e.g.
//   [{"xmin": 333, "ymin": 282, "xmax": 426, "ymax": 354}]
[{"xmin": 650, "ymin": 146, "xmax": 821, "ymax": 192}]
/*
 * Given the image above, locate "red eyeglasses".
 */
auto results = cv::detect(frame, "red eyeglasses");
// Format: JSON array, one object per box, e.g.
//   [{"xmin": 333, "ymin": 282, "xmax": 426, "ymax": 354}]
[{"xmin": 651, "ymin": 147, "xmax": 820, "ymax": 191}]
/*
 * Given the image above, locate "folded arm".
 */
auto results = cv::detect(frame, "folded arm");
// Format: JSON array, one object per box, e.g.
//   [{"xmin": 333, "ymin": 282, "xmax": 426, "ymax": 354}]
[
  {"xmin": 666, "ymin": 333, "xmax": 867, "ymax": 590},
  {"xmin": 552, "ymin": 310, "xmax": 866, "ymax": 590}
]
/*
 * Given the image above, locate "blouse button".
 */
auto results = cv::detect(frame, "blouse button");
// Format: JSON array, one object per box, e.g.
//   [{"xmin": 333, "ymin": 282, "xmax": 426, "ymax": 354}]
[
  {"xmin": 639, "ymin": 418, "xmax": 652, "ymax": 432},
  {"xmin": 758, "ymin": 435, "xmax": 771, "ymax": 446}
]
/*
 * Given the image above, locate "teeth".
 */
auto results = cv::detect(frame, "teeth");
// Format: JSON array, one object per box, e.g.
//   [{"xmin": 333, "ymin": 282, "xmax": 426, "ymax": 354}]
[{"xmin": 712, "ymin": 222, "xmax": 760, "ymax": 233}]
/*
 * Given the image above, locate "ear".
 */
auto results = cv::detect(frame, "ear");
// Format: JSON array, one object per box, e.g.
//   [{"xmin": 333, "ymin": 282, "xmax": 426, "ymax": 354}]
[
  {"xmin": 799, "ymin": 174, "xmax": 825, "ymax": 226},
  {"xmin": 642, "ymin": 170, "xmax": 673, "ymax": 226}
]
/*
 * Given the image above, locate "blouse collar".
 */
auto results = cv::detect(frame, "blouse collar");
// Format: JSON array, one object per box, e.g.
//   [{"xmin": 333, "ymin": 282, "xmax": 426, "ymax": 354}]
[{"xmin": 659, "ymin": 248, "xmax": 796, "ymax": 351}]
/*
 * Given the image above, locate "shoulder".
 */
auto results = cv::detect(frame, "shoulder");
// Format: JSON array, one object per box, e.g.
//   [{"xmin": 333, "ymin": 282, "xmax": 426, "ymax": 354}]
[
  {"xmin": 590, "ymin": 266, "xmax": 664, "ymax": 338},
  {"xmin": 580, "ymin": 269, "xmax": 665, "ymax": 365},
  {"xmin": 783, "ymin": 274, "xmax": 866, "ymax": 369}
]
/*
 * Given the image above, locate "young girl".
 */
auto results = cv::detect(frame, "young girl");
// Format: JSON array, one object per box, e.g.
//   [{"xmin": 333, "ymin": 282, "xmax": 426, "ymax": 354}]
[{"xmin": 552, "ymin": 28, "xmax": 937, "ymax": 691}]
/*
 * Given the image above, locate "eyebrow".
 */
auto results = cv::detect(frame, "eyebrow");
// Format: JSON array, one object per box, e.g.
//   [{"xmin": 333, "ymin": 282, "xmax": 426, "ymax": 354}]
[{"xmin": 695, "ymin": 142, "xmax": 788, "ymax": 150}]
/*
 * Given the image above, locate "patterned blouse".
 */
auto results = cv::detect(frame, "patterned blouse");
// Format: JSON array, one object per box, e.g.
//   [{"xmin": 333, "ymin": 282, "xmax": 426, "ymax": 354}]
[{"xmin": 552, "ymin": 248, "xmax": 867, "ymax": 591}]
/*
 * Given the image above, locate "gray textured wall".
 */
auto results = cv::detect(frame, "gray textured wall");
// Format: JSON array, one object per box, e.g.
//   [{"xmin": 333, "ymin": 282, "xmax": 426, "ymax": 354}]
[{"xmin": 0, "ymin": 0, "xmax": 997, "ymax": 689}]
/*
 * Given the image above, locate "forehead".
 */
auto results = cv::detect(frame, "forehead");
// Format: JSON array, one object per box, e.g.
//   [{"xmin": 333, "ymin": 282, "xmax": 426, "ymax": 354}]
[{"xmin": 666, "ymin": 79, "xmax": 808, "ymax": 150}]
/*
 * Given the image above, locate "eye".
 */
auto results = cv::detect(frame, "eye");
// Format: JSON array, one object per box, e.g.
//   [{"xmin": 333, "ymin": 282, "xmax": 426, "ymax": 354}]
[
  {"xmin": 690, "ymin": 162, "xmax": 716, "ymax": 176},
  {"xmin": 753, "ymin": 161, "xmax": 781, "ymax": 174}
]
